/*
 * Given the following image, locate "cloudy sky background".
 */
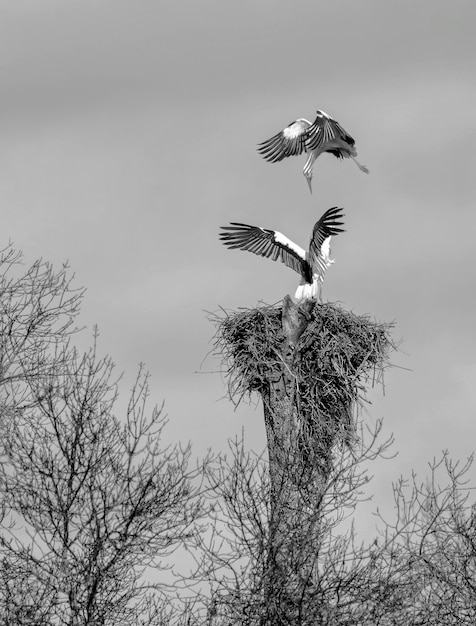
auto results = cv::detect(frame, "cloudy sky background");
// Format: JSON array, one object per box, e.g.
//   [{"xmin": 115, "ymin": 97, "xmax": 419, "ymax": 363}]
[{"xmin": 1, "ymin": 0, "xmax": 476, "ymax": 534}]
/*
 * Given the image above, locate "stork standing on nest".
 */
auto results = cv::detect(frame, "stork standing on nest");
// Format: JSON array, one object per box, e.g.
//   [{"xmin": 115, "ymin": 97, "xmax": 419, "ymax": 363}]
[
  {"xmin": 219, "ymin": 207, "xmax": 345, "ymax": 302},
  {"xmin": 258, "ymin": 109, "xmax": 369, "ymax": 193}
]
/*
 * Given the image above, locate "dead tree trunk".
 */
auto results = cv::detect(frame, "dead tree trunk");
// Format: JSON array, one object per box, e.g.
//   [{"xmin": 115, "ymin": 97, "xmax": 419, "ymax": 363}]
[{"xmin": 260, "ymin": 296, "xmax": 340, "ymax": 624}]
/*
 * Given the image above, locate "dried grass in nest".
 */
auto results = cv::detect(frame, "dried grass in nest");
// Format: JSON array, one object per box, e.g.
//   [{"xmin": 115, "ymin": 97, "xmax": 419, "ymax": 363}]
[{"xmin": 213, "ymin": 301, "xmax": 395, "ymax": 449}]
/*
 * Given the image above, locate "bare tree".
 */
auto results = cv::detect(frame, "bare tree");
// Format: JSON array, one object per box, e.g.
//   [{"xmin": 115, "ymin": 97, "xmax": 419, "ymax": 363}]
[
  {"xmin": 0, "ymin": 245, "xmax": 83, "ymax": 401},
  {"xmin": 370, "ymin": 452, "xmax": 476, "ymax": 626},
  {"xmin": 0, "ymin": 246, "xmax": 209, "ymax": 625}
]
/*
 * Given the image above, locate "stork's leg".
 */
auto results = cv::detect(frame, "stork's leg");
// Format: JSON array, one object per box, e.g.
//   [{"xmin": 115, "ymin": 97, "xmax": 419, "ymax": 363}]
[
  {"xmin": 350, "ymin": 155, "xmax": 369, "ymax": 174},
  {"xmin": 303, "ymin": 152, "xmax": 316, "ymax": 193},
  {"xmin": 318, "ymin": 282, "xmax": 323, "ymax": 304}
]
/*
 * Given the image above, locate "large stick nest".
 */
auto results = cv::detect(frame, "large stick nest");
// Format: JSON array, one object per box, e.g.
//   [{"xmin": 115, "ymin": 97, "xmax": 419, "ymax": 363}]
[{"xmin": 213, "ymin": 302, "xmax": 395, "ymax": 449}]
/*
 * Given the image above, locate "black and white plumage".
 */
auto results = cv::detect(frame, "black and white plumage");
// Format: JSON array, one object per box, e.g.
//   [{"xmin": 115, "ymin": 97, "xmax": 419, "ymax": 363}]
[
  {"xmin": 219, "ymin": 207, "xmax": 345, "ymax": 302},
  {"xmin": 258, "ymin": 109, "xmax": 369, "ymax": 192}
]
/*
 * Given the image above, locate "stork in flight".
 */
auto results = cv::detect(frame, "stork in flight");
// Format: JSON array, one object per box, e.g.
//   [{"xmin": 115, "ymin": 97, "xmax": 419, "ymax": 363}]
[
  {"xmin": 258, "ymin": 109, "xmax": 369, "ymax": 192},
  {"xmin": 219, "ymin": 207, "xmax": 345, "ymax": 302}
]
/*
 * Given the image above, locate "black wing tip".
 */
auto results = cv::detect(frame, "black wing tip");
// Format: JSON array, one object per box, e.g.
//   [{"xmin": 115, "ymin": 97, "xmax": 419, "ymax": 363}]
[
  {"xmin": 220, "ymin": 222, "xmax": 253, "ymax": 230},
  {"xmin": 257, "ymin": 143, "xmax": 282, "ymax": 163},
  {"xmin": 317, "ymin": 206, "xmax": 346, "ymax": 234},
  {"xmin": 219, "ymin": 224, "xmax": 250, "ymax": 241},
  {"xmin": 219, "ymin": 226, "xmax": 253, "ymax": 250},
  {"xmin": 324, "ymin": 206, "xmax": 345, "ymax": 217},
  {"xmin": 257, "ymin": 132, "xmax": 280, "ymax": 148}
]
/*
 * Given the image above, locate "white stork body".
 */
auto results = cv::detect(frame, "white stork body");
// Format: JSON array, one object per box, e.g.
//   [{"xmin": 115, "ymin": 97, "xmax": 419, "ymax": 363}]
[
  {"xmin": 294, "ymin": 237, "xmax": 334, "ymax": 301},
  {"xmin": 219, "ymin": 207, "xmax": 345, "ymax": 302},
  {"xmin": 258, "ymin": 110, "xmax": 369, "ymax": 192}
]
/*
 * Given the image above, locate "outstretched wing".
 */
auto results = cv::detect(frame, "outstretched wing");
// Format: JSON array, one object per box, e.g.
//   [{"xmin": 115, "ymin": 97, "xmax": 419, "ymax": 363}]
[
  {"xmin": 219, "ymin": 223, "xmax": 307, "ymax": 277},
  {"xmin": 308, "ymin": 207, "xmax": 345, "ymax": 273},
  {"xmin": 257, "ymin": 118, "xmax": 312, "ymax": 163},
  {"xmin": 306, "ymin": 110, "xmax": 355, "ymax": 152}
]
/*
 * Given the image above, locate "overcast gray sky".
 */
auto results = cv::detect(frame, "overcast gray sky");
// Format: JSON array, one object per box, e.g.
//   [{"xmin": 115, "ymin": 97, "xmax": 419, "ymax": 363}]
[{"xmin": 1, "ymin": 0, "xmax": 476, "ymax": 534}]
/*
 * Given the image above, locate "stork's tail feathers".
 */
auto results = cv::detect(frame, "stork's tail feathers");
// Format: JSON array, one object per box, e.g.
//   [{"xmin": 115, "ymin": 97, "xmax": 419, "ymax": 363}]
[
  {"xmin": 295, "ymin": 281, "xmax": 321, "ymax": 302},
  {"xmin": 295, "ymin": 279, "xmax": 330, "ymax": 302}
]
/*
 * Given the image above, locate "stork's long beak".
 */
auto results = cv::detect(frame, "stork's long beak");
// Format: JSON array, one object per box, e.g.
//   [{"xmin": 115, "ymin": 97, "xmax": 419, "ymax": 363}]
[{"xmin": 306, "ymin": 177, "xmax": 313, "ymax": 194}]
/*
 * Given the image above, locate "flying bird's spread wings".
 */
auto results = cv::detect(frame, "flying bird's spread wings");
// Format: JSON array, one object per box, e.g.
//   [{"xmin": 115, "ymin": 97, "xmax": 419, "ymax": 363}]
[
  {"xmin": 257, "ymin": 109, "xmax": 368, "ymax": 188},
  {"xmin": 308, "ymin": 207, "xmax": 345, "ymax": 274},
  {"xmin": 305, "ymin": 110, "xmax": 355, "ymax": 153},
  {"xmin": 257, "ymin": 118, "xmax": 312, "ymax": 163},
  {"xmin": 219, "ymin": 223, "xmax": 307, "ymax": 276}
]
